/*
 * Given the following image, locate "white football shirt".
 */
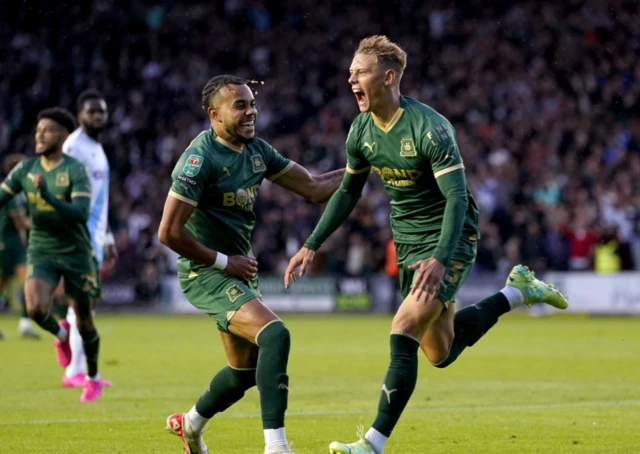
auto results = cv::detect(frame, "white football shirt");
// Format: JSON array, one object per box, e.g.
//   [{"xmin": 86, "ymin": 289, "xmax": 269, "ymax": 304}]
[{"xmin": 63, "ymin": 128, "xmax": 110, "ymax": 265}]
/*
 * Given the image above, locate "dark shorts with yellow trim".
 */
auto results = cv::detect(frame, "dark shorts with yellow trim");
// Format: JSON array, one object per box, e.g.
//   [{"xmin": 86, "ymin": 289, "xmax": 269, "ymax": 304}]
[
  {"xmin": 27, "ymin": 256, "xmax": 101, "ymax": 304},
  {"xmin": 177, "ymin": 258, "xmax": 261, "ymax": 333},
  {"xmin": 0, "ymin": 239, "xmax": 26, "ymax": 277},
  {"xmin": 396, "ymin": 236, "xmax": 477, "ymax": 306}
]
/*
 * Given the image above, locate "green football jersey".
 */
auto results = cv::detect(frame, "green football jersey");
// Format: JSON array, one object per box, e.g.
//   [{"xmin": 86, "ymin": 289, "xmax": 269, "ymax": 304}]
[
  {"xmin": 346, "ymin": 96, "xmax": 480, "ymax": 243},
  {"xmin": 169, "ymin": 129, "xmax": 293, "ymax": 257},
  {"xmin": 0, "ymin": 192, "xmax": 27, "ymax": 245},
  {"xmin": 0, "ymin": 155, "xmax": 93, "ymax": 263}
]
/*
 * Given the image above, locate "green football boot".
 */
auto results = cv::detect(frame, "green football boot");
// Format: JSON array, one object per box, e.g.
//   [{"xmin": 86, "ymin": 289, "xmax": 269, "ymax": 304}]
[
  {"xmin": 329, "ymin": 429, "xmax": 378, "ymax": 454},
  {"xmin": 506, "ymin": 265, "xmax": 569, "ymax": 309}
]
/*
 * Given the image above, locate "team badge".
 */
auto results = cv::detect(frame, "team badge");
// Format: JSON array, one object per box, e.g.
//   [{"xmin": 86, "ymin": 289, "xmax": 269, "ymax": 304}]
[
  {"xmin": 400, "ymin": 138, "xmax": 417, "ymax": 157},
  {"xmin": 226, "ymin": 285, "xmax": 246, "ymax": 303},
  {"xmin": 251, "ymin": 155, "xmax": 266, "ymax": 173},
  {"xmin": 183, "ymin": 155, "xmax": 204, "ymax": 177},
  {"xmin": 55, "ymin": 172, "xmax": 70, "ymax": 187}
]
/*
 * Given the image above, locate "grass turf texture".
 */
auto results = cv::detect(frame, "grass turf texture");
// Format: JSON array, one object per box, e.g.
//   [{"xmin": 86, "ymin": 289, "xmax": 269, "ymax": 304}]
[{"xmin": 0, "ymin": 313, "xmax": 639, "ymax": 453}]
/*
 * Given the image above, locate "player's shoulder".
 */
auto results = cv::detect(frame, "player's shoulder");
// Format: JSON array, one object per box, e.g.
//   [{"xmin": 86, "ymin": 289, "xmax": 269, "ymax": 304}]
[
  {"xmin": 13, "ymin": 156, "xmax": 38, "ymax": 174},
  {"xmin": 402, "ymin": 96, "xmax": 453, "ymax": 131},
  {"xmin": 346, "ymin": 113, "xmax": 369, "ymax": 145}
]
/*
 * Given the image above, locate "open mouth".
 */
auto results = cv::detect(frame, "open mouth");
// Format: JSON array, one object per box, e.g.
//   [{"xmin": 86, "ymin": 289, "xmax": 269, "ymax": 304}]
[
  {"xmin": 353, "ymin": 88, "xmax": 367, "ymax": 106},
  {"xmin": 240, "ymin": 120, "xmax": 255, "ymax": 131}
]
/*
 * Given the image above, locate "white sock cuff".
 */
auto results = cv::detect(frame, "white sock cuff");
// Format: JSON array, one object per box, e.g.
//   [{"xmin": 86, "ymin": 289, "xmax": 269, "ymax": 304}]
[
  {"xmin": 187, "ymin": 406, "xmax": 209, "ymax": 434},
  {"xmin": 501, "ymin": 286, "xmax": 524, "ymax": 309},
  {"xmin": 264, "ymin": 427, "xmax": 288, "ymax": 447},
  {"xmin": 365, "ymin": 427, "xmax": 388, "ymax": 454}
]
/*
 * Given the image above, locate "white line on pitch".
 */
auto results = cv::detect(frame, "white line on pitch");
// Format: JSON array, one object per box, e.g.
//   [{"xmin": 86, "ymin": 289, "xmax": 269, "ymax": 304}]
[{"xmin": 2, "ymin": 400, "xmax": 640, "ymax": 426}]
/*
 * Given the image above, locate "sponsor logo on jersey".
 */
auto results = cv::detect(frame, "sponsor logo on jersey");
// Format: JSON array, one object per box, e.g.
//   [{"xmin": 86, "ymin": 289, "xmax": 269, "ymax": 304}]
[
  {"xmin": 55, "ymin": 172, "xmax": 70, "ymax": 187},
  {"xmin": 177, "ymin": 174, "xmax": 197, "ymax": 185},
  {"xmin": 226, "ymin": 285, "xmax": 245, "ymax": 303},
  {"xmin": 363, "ymin": 141, "xmax": 376, "ymax": 156},
  {"xmin": 400, "ymin": 138, "xmax": 417, "ymax": 157},
  {"xmin": 183, "ymin": 155, "xmax": 204, "ymax": 177},
  {"xmin": 372, "ymin": 167, "xmax": 422, "ymax": 187},
  {"xmin": 222, "ymin": 183, "xmax": 261, "ymax": 211},
  {"xmin": 251, "ymin": 155, "xmax": 266, "ymax": 173}
]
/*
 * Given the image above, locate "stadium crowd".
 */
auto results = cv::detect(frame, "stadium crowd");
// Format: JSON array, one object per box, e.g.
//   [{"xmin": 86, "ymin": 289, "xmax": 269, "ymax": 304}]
[{"xmin": 1, "ymin": 0, "xmax": 639, "ymax": 296}]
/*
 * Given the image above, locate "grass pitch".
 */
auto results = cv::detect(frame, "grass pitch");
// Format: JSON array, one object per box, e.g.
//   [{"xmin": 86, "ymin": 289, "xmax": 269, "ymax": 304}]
[{"xmin": 0, "ymin": 313, "xmax": 639, "ymax": 453}]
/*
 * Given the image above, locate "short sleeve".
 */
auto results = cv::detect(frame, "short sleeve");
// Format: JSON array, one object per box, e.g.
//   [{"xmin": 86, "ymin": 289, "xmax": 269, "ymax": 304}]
[
  {"xmin": 424, "ymin": 120, "xmax": 464, "ymax": 179},
  {"xmin": 264, "ymin": 144, "xmax": 294, "ymax": 182},
  {"xmin": 1, "ymin": 160, "xmax": 26, "ymax": 196},
  {"xmin": 169, "ymin": 149, "xmax": 211, "ymax": 207},
  {"xmin": 345, "ymin": 119, "xmax": 371, "ymax": 175},
  {"xmin": 71, "ymin": 162, "xmax": 92, "ymax": 198}
]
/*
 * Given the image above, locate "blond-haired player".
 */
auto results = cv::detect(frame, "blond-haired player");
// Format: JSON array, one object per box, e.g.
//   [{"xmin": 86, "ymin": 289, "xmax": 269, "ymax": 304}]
[{"xmin": 285, "ymin": 36, "xmax": 568, "ymax": 454}]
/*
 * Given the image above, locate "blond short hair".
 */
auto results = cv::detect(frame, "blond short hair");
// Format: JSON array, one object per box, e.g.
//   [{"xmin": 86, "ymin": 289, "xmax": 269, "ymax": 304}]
[{"xmin": 355, "ymin": 35, "xmax": 407, "ymax": 76}]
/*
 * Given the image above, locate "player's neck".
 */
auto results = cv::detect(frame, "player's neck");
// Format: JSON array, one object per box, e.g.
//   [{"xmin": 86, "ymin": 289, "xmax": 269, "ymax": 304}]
[
  {"xmin": 81, "ymin": 127, "xmax": 100, "ymax": 142},
  {"xmin": 370, "ymin": 92, "xmax": 401, "ymax": 128},
  {"xmin": 40, "ymin": 149, "xmax": 64, "ymax": 166},
  {"xmin": 212, "ymin": 127, "xmax": 245, "ymax": 151}
]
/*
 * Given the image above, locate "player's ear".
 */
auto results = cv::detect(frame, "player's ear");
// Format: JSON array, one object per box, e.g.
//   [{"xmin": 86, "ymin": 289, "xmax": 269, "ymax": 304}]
[
  {"xmin": 207, "ymin": 106, "xmax": 222, "ymax": 123},
  {"xmin": 383, "ymin": 69, "xmax": 396, "ymax": 87}
]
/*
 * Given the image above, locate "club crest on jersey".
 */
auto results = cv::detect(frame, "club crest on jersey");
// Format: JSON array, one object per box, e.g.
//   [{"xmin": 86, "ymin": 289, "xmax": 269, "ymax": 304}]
[
  {"xmin": 251, "ymin": 155, "xmax": 266, "ymax": 173},
  {"xmin": 183, "ymin": 155, "xmax": 203, "ymax": 177},
  {"xmin": 55, "ymin": 172, "xmax": 70, "ymax": 187},
  {"xmin": 400, "ymin": 138, "xmax": 417, "ymax": 157},
  {"xmin": 226, "ymin": 285, "xmax": 246, "ymax": 303}
]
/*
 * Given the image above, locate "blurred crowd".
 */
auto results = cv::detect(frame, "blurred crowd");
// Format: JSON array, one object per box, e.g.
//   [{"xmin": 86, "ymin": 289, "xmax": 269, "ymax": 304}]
[{"xmin": 1, "ymin": 0, "xmax": 639, "ymax": 295}]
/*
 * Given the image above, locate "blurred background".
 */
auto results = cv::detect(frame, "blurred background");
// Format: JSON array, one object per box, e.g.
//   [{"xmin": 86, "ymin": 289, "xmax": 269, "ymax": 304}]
[{"xmin": 1, "ymin": 0, "xmax": 639, "ymax": 314}]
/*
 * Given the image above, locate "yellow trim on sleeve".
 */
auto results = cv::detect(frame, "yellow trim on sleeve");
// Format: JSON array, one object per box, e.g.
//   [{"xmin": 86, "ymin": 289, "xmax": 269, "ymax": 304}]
[
  {"xmin": 268, "ymin": 161, "xmax": 295, "ymax": 182},
  {"xmin": 346, "ymin": 165, "xmax": 372, "ymax": 175},
  {"xmin": 434, "ymin": 163, "xmax": 464, "ymax": 179},
  {"xmin": 168, "ymin": 190, "xmax": 198, "ymax": 207},
  {"xmin": 1, "ymin": 182, "xmax": 15, "ymax": 195},
  {"xmin": 71, "ymin": 192, "xmax": 91, "ymax": 198}
]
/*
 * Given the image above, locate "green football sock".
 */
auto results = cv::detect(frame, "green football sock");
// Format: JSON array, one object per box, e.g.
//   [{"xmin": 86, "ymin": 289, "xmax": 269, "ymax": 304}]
[
  {"xmin": 32, "ymin": 311, "xmax": 62, "ymax": 337},
  {"xmin": 256, "ymin": 321, "xmax": 291, "ymax": 429},
  {"xmin": 81, "ymin": 327, "xmax": 100, "ymax": 378},
  {"xmin": 372, "ymin": 333, "xmax": 419, "ymax": 437},
  {"xmin": 435, "ymin": 292, "xmax": 510, "ymax": 368},
  {"xmin": 195, "ymin": 366, "xmax": 256, "ymax": 418}
]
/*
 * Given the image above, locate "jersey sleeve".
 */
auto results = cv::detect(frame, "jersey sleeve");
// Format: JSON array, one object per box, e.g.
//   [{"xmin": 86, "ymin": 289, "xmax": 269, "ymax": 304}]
[
  {"xmin": 169, "ymin": 148, "xmax": 211, "ymax": 207},
  {"xmin": 345, "ymin": 118, "xmax": 371, "ymax": 175},
  {"xmin": 71, "ymin": 162, "xmax": 92, "ymax": 199},
  {"xmin": 264, "ymin": 144, "xmax": 294, "ymax": 182},
  {"xmin": 1, "ymin": 160, "xmax": 26, "ymax": 196},
  {"xmin": 424, "ymin": 120, "xmax": 464, "ymax": 178}
]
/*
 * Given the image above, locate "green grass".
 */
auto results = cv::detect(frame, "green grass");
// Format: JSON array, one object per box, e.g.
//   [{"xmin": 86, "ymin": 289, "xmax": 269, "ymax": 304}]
[{"xmin": 1, "ymin": 313, "xmax": 639, "ymax": 453}]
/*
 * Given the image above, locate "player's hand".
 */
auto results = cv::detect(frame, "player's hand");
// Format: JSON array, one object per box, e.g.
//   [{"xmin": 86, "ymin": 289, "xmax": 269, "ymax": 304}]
[
  {"xmin": 408, "ymin": 257, "xmax": 445, "ymax": 299},
  {"xmin": 225, "ymin": 255, "xmax": 258, "ymax": 283},
  {"xmin": 103, "ymin": 244, "xmax": 118, "ymax": 273},
  {"xmin": 32, "ymin": 174, "xmax": 46, "ymax": 190},
  {"xmin": 284, "ymin": 247, "xmax": 315, "ymax": 289}
]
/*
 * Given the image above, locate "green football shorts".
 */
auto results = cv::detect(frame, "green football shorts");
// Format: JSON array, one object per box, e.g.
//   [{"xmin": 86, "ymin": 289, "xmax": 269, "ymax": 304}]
[
  {"xmin": 395, "ymin": 236, "xmax": 477, "ymax": 306},
  {"xmin": 177, "ymin": 258, "xmax": 261, "ymax": 332},
  {"xmin": 26, "ymin": 257, "xmax": 101, "ymax": 304},
  {"xmin": 0, "ymin": 239, "xmax": 26, "ymax": 277}
]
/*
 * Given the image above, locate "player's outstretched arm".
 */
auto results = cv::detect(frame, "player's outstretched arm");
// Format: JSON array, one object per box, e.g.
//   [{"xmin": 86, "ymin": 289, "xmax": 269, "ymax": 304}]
[
  {"xmin": 158, "ymin": 195, "xmax": 258, "ymax": 282},
  {"xmin": 284, "ymin": 170, "xmax": 368, "ymax": 288},
  {"xmin": 271, "ymin": 162, "xmax": 345, "ymax": 203}
]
